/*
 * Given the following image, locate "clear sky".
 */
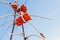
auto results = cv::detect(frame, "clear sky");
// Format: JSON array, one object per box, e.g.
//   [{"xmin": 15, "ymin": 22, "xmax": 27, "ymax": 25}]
[{"xmin": 0, "ymin": 0, "xmax": 60, "ymax": 40}]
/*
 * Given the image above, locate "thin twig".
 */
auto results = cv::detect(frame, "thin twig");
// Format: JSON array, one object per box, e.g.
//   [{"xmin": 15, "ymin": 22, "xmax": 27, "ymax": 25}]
[
  {"xmin": 28, "ymin": 22, "xmax": 40, "ymax": 33},
  {"xmin": 0, "ymin": 1, "xmax": 8, "ymax": 5},
  {"xmin": 0, "ymin": 14, "xmax": 19, "ymax": 19},
  {"xmin": 31, "ymin": 15, "xmax": 52, "ymax": 20},
  {"xmin": 22, "ymin": 24, "xmax": 26, "ymax": 40},
  {"xmin": 27, "ymin": 35, "xmax": 43, "ymax": 40},
  {"xmin": 10, "ymin": 10, "xmax": 16, "ymax": 40}
]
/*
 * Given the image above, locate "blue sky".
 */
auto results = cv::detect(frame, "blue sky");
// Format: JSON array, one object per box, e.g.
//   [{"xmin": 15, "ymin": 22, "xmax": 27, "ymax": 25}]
[{"xmin": 0, "ymin": 0, "xmax": 60, "ymax": 40}]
